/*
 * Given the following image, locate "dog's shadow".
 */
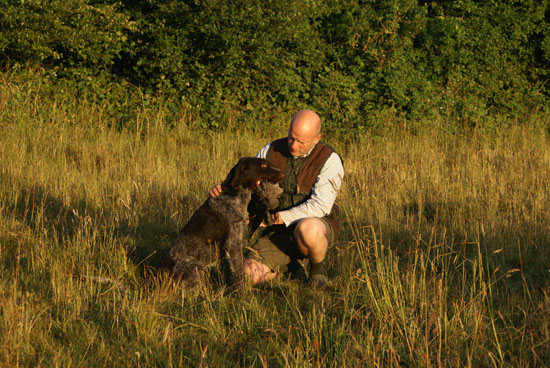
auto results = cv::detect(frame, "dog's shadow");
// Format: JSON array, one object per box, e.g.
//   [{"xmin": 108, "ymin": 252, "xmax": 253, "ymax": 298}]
[
  {"xmin": 3, "ymin": 176, "xmax": 202, "ymax": 277},
  {"xmin": 117, "ymin": 190, "xmax": 203, "ymax": 272},
  {"xmin": 5, "ymin": 179, "xmax": 276, "ymax": 293}
]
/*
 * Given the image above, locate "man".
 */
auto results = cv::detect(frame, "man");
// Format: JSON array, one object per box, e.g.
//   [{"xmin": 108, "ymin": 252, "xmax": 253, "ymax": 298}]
[{"xmin": 211, "ymin": 109, "xmax": 344, "ymax": 287}]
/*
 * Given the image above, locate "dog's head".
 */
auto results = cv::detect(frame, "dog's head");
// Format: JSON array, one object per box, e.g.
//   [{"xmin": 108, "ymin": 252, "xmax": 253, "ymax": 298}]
[{"xmin": 223, "ymin": 157, "xmax": 284, "ymax": 192}]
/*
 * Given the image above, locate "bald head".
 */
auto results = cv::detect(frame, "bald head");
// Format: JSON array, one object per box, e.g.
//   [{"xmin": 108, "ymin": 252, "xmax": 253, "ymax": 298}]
[
  {"xmin": 287, "ymin": 110, "xmax": 322, "ymax": 157},
  {"xmin": 290, "ymin": 110, "xmax": 321, "ymax": 135}
]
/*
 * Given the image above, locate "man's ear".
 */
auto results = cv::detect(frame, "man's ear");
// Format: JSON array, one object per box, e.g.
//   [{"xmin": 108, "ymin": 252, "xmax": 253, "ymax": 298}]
[{"xmin": 314, "ymin": 134, "xmax": 322, "ymax": 145}]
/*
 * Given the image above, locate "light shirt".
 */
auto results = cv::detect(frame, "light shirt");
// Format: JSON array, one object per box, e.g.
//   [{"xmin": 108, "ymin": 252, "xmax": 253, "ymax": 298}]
[{"xmin": 256, "ymin": 142, "xmax": 344, "ymax": 226}]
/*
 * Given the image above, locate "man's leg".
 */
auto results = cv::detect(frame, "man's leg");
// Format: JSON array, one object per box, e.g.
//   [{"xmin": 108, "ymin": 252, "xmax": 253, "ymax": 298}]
[
  {"xmin": 244, "ymin": 225, "xmax": 298, "ymax": 285},
  {"xmin": 293, "ymin": 218, "xmax": 328, "ymax": 262},
  {"xmin": 294, "ymin": 218, "xmax": 331, "ymax": 287},
  {"xmin": 244, "ymin": 219, "xmax": 334, "ymax": 287}
]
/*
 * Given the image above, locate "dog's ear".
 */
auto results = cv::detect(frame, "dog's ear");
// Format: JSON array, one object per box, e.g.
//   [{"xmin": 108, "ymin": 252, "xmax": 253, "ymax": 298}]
[
  {"xmin": 224, "ymin": 158, "xmax": 247, "ymax": 191},
  {"xmin": 238, "ymin": 158, "xmax": 267, "ymax": 189}
]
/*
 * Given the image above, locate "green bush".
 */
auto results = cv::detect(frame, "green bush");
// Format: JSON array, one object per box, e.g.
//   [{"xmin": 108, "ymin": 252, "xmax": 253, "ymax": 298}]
[
  {"xmin": 416, "ymin": 0, "xmax": 549, "ymax": 125},
  {"xmin": 1, "ymin": 0, "xmax": 548, "ymax": 134},
  {"xmin": 0, "ymin": 0, "xmax": 133, "ymax": 87}
]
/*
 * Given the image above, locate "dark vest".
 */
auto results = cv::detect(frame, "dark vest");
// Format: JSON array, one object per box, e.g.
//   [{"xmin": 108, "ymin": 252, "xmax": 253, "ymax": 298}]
[{"xmin": 266, "ymin": 138, "xmax": 341, "ymax": 240}]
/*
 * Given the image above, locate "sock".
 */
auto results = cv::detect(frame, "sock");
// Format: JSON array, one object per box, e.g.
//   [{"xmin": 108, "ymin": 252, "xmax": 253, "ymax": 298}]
[{"xmin": 309, "ymin": 260, "xmax": 326, "ymax": 276}]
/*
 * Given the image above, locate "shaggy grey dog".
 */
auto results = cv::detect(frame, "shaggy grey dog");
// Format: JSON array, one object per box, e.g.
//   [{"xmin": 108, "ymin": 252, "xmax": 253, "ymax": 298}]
[{"xmin": 162, "ymin": 157, "xmax": 284, "ymax": 289}]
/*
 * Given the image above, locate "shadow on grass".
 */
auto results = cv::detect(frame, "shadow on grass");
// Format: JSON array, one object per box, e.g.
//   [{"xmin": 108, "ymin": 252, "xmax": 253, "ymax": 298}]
[
  {"xmin": 2, "ymin": 177, "xmax": 202, "ymax": 277},
  {"xmin": 5, "ymin": 180, "xmax": 549, "ymax": 295},
  {"xmin": 336, "ymin": 199, "xmax": 550, "ymax": 297}
]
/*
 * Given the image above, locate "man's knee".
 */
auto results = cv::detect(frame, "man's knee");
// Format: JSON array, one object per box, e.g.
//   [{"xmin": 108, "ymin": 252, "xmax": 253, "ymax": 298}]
[{"xmin": 295, "ymin": 218, "xmax": 327, "ymax": 248}]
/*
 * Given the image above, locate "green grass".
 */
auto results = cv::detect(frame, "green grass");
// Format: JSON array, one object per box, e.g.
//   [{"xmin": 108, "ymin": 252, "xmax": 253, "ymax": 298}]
[{"xmin": 1, "ymin": 74, "xmax": 550, "ymax": 367}]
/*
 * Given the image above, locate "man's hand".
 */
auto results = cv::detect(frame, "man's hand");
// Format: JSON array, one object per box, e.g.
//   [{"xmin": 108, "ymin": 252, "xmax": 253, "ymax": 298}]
[
  {"xmin": 261, "ymin": 212, "xmax": 283, "ymax": 227},
  {"xmin": 209, "ymin": 183, "xmax": 223, "ymax": 197}
]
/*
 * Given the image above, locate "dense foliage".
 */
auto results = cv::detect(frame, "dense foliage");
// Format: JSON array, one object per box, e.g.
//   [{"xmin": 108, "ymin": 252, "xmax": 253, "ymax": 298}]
[{"xmin": 1, "ymin": 0, "xmax": 549, "ymax": 132}]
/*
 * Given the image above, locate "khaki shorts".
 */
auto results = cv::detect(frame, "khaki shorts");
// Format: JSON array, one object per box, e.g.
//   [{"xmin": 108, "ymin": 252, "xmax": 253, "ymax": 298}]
[{"xmin": 245, "ymin": 217, "xmax": 335, "ymax": 274}]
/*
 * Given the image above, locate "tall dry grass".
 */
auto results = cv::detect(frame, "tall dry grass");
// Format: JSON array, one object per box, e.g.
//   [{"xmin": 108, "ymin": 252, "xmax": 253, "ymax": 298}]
[{"xmin": 1, "ymin": 73, "xmax": 549, "ymax": 366}]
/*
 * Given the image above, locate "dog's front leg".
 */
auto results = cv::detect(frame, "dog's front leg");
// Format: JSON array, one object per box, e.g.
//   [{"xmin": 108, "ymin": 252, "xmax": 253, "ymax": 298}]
[{"xmin": 223, "ymin": 233, "xmax": 246, "ymax": 290}]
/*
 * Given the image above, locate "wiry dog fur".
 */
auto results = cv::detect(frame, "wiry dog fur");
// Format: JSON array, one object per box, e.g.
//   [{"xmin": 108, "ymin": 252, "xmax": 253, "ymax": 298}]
[
  {"xmin": 247, "ymin": 181, "xmax": 283, "ymax": 239},
  {"xmin": 162, "ymin": 157, "xmax": 284, "ymax": 289}
]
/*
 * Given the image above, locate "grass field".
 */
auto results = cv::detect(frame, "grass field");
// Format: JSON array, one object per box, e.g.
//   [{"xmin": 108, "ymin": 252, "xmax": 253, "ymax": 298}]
[{"xmin": 1, "ymin": 76, "xmax": 550, "ymax": 367}]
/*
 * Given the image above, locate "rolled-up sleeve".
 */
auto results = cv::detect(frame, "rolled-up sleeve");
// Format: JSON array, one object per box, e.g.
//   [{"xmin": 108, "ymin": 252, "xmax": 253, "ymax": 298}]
[{"xmin": 255, "ymin": 143, "xmax": 271, "ymax": 160}]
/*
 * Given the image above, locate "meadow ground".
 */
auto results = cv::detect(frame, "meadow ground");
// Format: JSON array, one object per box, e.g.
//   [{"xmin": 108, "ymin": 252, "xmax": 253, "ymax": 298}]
[{"xmin": 1, "ymin": 79, "xmax": 550, "ymax": 366}]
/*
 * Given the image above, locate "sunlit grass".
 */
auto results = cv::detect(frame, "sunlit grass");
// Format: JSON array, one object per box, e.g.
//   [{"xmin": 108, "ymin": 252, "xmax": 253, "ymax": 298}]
[{"xmin": 1, "ymin": 74, "xmax": 550, "ymax": 366}]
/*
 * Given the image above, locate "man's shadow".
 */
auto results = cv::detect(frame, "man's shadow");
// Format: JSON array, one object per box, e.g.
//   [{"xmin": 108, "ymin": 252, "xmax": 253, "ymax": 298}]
[
  {"xmin": 334, "ymin": 199, "xmax": 550, "ymax": 295},
  {"xmin": 401, "ymin": 199, "xmax": 550, "ymax": 292}
]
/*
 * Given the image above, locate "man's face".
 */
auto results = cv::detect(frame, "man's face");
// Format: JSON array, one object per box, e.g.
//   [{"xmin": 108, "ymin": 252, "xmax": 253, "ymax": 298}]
[{"xmin": 287, "ymin": 126, "xmax": 321, "ymax": 157}]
